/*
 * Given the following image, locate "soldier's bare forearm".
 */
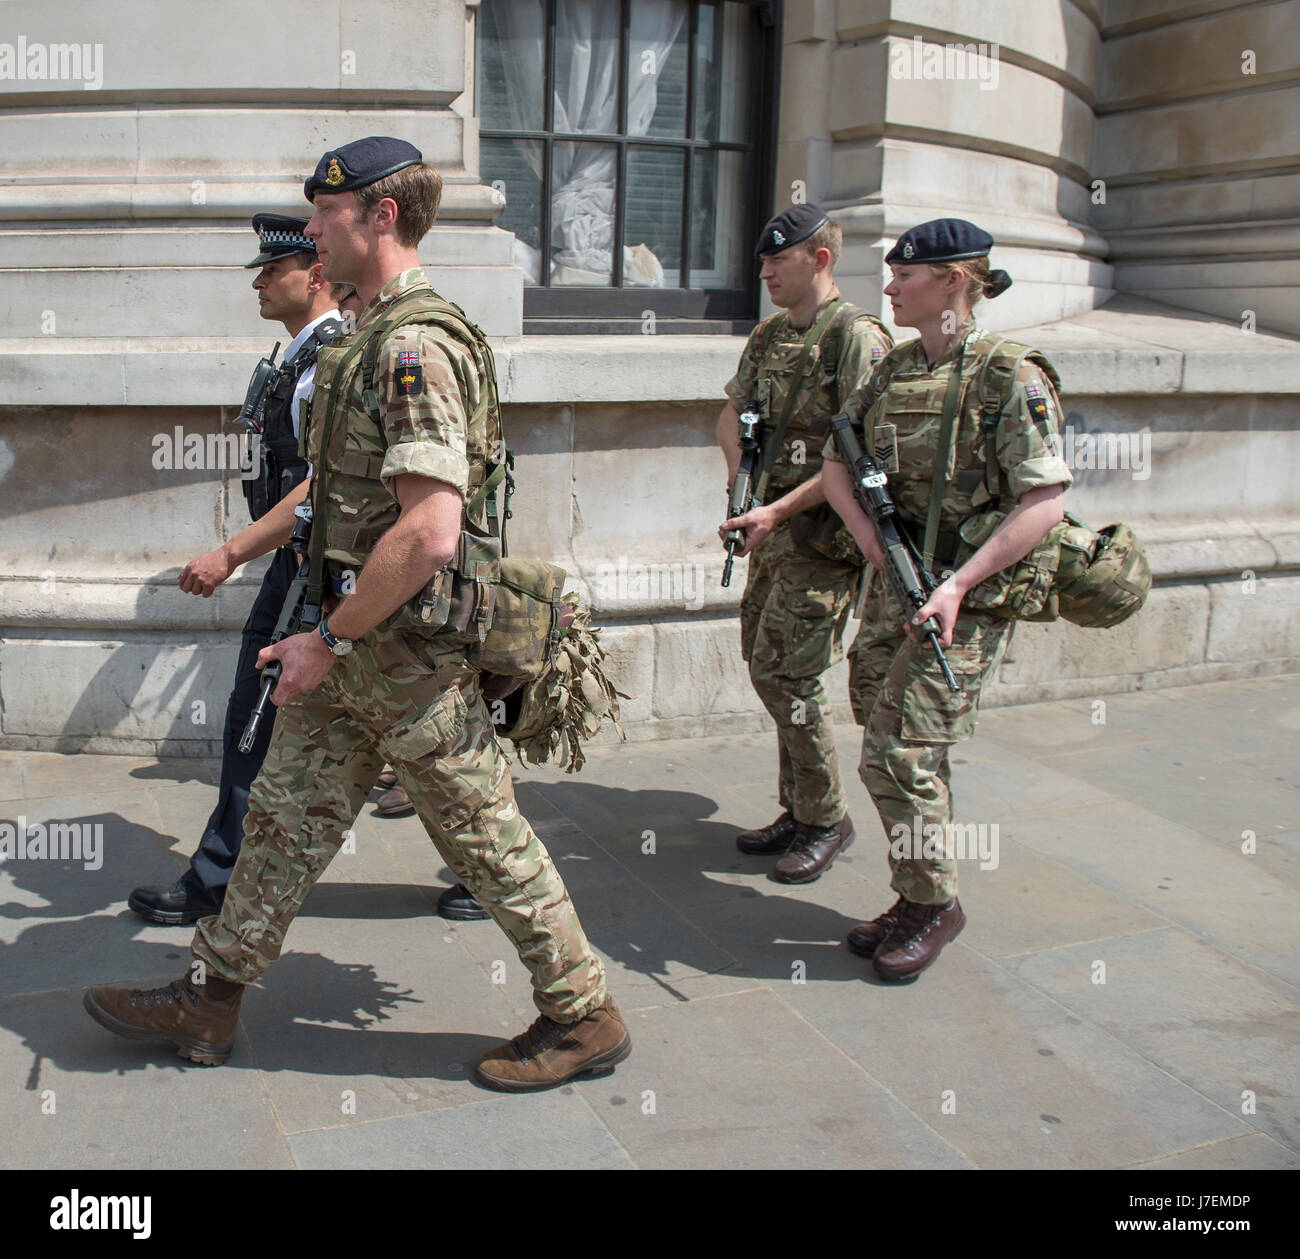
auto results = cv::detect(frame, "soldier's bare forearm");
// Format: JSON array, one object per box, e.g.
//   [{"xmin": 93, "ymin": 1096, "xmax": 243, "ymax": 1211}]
[
  {"xmin": 766, "ymin": 474, "xmax": 827, "ymax": 524},
  {"xmin": 822, "ymin": 459, "xmax": 885, "ymax": 570},
  {"xmin": 716, "ymin": 401, "xmax": 742, "ymax": 483},
  {"xmin": 326, "ymin": 477, "xmax": 462, "ymax": 642},
  {"xmin": 952, "ymin": 485, "xmax": 1065, "ymax": 596}
]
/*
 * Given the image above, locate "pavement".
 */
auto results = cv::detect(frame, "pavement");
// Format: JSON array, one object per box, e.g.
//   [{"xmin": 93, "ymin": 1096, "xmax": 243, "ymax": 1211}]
[{"xmin": 1, "ymin": 674, "xmax": 1297, "ymax": 1170}]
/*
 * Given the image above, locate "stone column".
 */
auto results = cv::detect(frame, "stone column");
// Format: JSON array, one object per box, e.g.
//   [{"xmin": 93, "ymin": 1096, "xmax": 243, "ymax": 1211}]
[
  {"xmin": 777, "ymin": 0, "xmax": 1113, "ymax": 329},
  {"xmin": 1092, "ymin": 0, "xmax": 1300, "ymax": 336}
]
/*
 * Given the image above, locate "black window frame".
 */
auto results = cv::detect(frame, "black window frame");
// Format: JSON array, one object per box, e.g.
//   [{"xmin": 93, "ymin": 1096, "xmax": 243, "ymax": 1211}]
[{"xmin": 475, "ymin": 0, "xmax": 782, "ymax": 335}]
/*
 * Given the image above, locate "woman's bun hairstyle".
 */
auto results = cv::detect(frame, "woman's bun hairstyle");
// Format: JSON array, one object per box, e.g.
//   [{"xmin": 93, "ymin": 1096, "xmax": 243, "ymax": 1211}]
[{"xmin": 983, "ymin": 268, "xmax": 1013, "ymax": 298}]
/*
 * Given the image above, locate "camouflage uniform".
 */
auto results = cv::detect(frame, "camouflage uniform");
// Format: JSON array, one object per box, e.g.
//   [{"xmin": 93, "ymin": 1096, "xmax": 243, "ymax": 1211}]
[
  {"xmin": 192, "ymin": 268, "xmax": 607, "ymax": 1023},
  {"xmin": 725, "ymin": 290, "xmax": 892, "ymax": 827},
  {"xmin": 826, "ymin": 317, "xmax": 1072, "ymax": 903}
]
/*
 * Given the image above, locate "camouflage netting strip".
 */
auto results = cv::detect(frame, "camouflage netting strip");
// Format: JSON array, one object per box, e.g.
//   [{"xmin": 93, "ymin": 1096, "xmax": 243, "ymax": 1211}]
[{"xmin": 509, "ymin": 596, "xmax": 628, "ymax": 774}]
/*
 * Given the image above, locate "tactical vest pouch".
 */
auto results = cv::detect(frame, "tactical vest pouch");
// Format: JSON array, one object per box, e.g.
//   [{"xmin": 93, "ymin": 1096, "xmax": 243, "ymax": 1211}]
[
  {"xmin": 387, "ymin": 530, "xmax": 501, "ymax": 640},
  {"xmin": 788, "ymin": 501, "xmax": 864, "ymax": 567}
]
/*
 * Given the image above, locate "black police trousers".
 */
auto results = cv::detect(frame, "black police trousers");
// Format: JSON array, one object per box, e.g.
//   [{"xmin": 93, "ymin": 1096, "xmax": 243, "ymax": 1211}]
[{"xmin": 183, "ymin": 546, "xmax": 298, "ymax": 902}]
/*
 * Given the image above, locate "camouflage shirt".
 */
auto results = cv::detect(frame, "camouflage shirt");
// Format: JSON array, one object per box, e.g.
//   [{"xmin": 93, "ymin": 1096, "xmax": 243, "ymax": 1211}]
[
  {"xmin": 725, "ymin": 289, "xmax": 892, "ymax": 498},
  {"xmin": 306, "ymin": 267, "xmax": 490, "ymax": 567},
  {"xmin": 824, "ymin": 316, "xmax": 1072, "ymax": 540}
]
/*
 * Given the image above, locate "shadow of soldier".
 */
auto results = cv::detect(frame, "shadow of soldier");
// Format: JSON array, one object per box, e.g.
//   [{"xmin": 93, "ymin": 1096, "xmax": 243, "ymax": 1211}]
[
  {"xmin": 0, "ymin": 809, "xmax": 457, "ymax": 1080},
  {"xmin": 510, "ymin": 778, "xmax": 886, "ymax": 996}
]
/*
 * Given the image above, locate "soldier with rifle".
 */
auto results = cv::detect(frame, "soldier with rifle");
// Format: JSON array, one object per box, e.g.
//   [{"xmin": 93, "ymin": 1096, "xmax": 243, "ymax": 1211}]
[
  {"xmin": 716, "ymin": 204, "xmax": 892, "ymax": 884},
  {"xmin": 822, "ymin": 218, "xmax": 1073, "ymax": 982}
]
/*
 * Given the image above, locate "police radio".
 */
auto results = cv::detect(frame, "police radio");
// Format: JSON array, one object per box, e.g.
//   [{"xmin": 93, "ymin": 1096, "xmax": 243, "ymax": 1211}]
[{"xmin": 235, "ymin": 341, "xmax": 281, "ymax": 435}]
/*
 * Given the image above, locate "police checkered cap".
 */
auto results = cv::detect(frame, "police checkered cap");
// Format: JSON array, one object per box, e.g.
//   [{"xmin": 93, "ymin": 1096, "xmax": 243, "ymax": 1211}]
[{"xmin": 245, "ymin": 213, "xmax": 317, "ymax": 268}]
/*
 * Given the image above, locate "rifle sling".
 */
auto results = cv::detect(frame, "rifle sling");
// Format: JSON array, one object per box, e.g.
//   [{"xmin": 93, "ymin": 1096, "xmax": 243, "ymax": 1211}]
[
  {"xmin": 754, "ymin": 298, "xmax": 844, "ymax": 505},
  {"xmin": 921, "ymin": 340, "xmax": 967, "ymax": 574}
]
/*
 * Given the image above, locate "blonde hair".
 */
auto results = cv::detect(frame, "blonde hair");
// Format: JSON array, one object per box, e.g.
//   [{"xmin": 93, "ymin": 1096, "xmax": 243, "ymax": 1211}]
[
  {"xmin": 929, "ymin": 256, "xmax": 1010, "ymax": 303},
  {"xmin": 353, "ymin": 163, "xmax": 443, "ymax": 246}
]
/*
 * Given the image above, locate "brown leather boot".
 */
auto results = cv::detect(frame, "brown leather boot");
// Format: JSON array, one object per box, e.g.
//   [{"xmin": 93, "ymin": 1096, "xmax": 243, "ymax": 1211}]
[
  {"xmin": 872, "ymin": 897, "xmax": 966, "ymax": 982},
  {"xmin": 772, "ymin": 815, "xmax": 855, "ymax": 884},
  {"xmin": 83, "ymin": 972, "xmax": 244, "ymax": 1065},
  {"xmin": 846, "ymin": 895, "xmax": 907, "ymax": 958},
  {"xmin": 376, "ymin": 765, "xmax": 400, "ymax": 791},
  {"xmin": 735, "ymin": 811, "xmax": 797, "ymax": 854},
  {"xmin": 475, "ymin": 996, "xmax": 631, "ymax": 1093},
  {"xmin": 374, "ymin": 784, "xmax": 415, "ymax": 817}
]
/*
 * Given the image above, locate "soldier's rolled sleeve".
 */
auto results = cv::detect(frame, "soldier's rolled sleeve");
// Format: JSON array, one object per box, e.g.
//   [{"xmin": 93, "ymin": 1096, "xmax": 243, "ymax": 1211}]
[
  {"xmin": 997, "ymin": 361, "xmax": 1073, "ymax": 500},
  {"xmin": 376, "ymin": 324, "xmax": 475, "ymax": 499}
]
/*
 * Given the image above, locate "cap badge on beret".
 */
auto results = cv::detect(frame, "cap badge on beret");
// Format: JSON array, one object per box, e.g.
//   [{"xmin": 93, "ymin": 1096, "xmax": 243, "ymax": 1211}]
[
  {"xmin": 326, "ymin": 159, "xmax": 344, "ymax": 187},
  {"xmin": 902, "ymin": 241, "xmax": 914, "ymax": 259},
  {"xmin": 772, "ymin": 230, "xmax": 785, "ymax": 247}
]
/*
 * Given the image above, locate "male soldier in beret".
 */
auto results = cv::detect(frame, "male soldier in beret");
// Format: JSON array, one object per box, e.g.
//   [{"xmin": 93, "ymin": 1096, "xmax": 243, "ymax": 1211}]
[
  {"xmin": 718, "ymin": 204, "xmax": 893, "ymax": 883},
  {"xmin": 127, "ymin": 215, "xmax": 349, "ymax": 925},
  {"xmin": 87, "ymin": 137, "xmax": 630, "ymax": 1092}
]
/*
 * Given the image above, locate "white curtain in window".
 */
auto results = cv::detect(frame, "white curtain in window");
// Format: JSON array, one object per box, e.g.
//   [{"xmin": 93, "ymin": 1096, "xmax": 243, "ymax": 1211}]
[{"xmin": 494, "ymin": 0, "xmax": 686, "ymax": 284}]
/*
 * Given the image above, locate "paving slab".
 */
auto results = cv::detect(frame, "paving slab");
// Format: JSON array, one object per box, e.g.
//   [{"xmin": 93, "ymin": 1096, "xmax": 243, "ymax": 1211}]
[
  {"xmin": 1003, "ymin": 928, "xmax": 1300, "ymax": 1153},
  {"xmin": 0, "ymin": 986, "xmax": 292, "ymax": 1170},
  {"xmin": 1007, "ymin": 806, "xmax": 1300, "ymax": 986},
  {"xmin": 1130, "ymin": 1133, "xmax": 1300, "ymax": 1170},
  {"xmin": 781, "ymin": 937, "xmax": 1248, "ymax": 1168},
  {"xmin": 288, "ymin": 1089, "xmax": 637, "ymax": 1170},
  {"xmin": 577, "ymin": 989, "xmax": 973, "ymax": 1169}
]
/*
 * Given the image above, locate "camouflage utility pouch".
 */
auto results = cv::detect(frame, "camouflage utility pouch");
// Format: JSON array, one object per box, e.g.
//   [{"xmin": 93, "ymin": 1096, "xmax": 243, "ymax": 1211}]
[
  {"xmin": 388, "ymin": 530, "xmax": 501, "ymax": 642},
  {"xmin": 1055, "ymin": 518, "xmax": 1151, "ymax": 628},
  {"xmin": 484, "ymin": 594, "xmax": 627, "ymax": 773},
  {"xmin": 469, "ymin": 556, "xmax": 566, "ymax": 681},
  {"xmin": 955, "ymin": 510, "xmax": 1063, "ymax": 623},
  {"xmin": 788, "ymin": 501, "xmax": 864, "ymax": 567},
  {"xmin": 955, "ymin": 510, "xmax": 1150, "ymax": 628}
]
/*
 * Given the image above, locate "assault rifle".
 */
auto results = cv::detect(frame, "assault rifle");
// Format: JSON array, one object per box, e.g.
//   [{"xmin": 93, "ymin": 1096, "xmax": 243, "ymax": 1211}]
[
  {"xmin": 721, "ymin": 399, "xmax": 764, "ymax": 588},
  {"xmin": 829, "ymin": 415, "xmax": 960, "ymax": 693},
  {"xmin": 238, "ymin": 500, "xmax": 319, "ymax": 753}
]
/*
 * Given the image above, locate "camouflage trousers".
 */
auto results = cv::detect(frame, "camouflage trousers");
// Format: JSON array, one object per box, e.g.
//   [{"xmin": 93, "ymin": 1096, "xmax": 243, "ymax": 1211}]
[
  {"xmin": 848, "ymin": 573, "xmax": 1014, "ymax": 904},
  {"xmin": 740, "ymin": 521, "xmax": 859, "ymax": 828},
  {"xmin": 191, "ymin": 624, "xmax": 607, "ymax": 1024}
]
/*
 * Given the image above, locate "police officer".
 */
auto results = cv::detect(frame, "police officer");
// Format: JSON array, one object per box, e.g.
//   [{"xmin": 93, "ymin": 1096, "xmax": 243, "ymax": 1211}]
[
  {"xmin": 127, "ymin": 215, "xmax": 348, "ymax": 924},
  {"xmin": 719, "ymin": 204, "xmax": 892, "ymax": 882},
  {"xmin": 87, "ymin": 137, "xmax": 630, "ymax": 1092},
  {"xmin": 822, "ymin": 218, "xmax": 1072, "ymax": 981}
]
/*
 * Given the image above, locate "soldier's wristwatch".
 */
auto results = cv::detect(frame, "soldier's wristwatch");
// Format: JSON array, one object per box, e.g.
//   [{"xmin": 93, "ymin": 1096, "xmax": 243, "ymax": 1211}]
[{"xmin": 318, "ymin": 617, "xmax": 354, "ymax": 657}]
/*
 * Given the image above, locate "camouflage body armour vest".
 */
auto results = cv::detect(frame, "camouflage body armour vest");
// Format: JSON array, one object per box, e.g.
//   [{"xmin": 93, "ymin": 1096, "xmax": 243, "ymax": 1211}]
[
  {"xmin": 754, "ymin": 301, "xmax": 880, "ymax": 501},
  {"xmin": 304, "ymin": 286, "xmax": 501, "ymax": 581},
  {"xmin": 858, "ymin": 326, "xmax": 1061, "ymax": 571}
]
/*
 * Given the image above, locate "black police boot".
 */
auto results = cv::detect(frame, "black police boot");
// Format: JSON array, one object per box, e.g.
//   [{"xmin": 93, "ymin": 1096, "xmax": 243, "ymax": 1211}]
[
  {"xmin": 437, "ymin": 883, "xmax": 489, "ymax": 921},
  {"xmin": 735, "ymin": 811, "xmax": 797, "ymax": 855},
  {"xmin": 128, "ymin": 877, "xmax": 222, "ymax": 926}
]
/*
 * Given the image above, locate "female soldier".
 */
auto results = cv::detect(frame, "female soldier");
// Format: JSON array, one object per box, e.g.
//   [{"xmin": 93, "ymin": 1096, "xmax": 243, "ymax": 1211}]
[{"xmin": 821, "ymin": 218, "xmax": 1073, "ymax": 983}]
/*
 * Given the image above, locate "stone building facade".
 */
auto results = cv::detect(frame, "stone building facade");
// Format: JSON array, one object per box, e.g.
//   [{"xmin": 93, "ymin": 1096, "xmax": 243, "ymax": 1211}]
[{"xmin": 0, "ymin": 0, "xmax": 1296, "ymax": 754}]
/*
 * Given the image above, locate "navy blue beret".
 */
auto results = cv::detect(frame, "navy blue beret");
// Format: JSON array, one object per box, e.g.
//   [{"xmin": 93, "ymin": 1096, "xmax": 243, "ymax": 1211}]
[
  {"xmin": 755, "ymin": 203, "xmax": 829, "ymax": 257},
  {"xmin": 304, "ymin": 136, "xmax": 423, "ymax": 200},
  {"xmin": 245, "ymin": 213, "xmax": 315, "ymax": 268},
  {"xmin": 885, "ymin": 218, "xmax": 995, "ymax": 265}
]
